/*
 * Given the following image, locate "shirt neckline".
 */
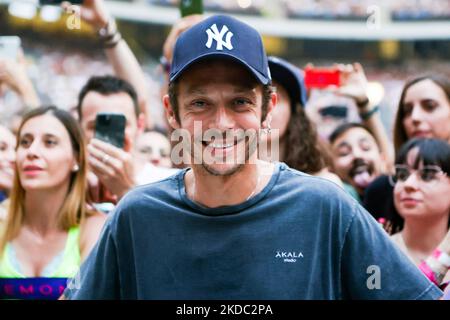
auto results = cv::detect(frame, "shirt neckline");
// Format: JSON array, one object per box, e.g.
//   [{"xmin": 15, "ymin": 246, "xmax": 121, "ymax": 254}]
[{"xmin": 177, "ymin": 162, "xmax": 283, "ymax": 216}]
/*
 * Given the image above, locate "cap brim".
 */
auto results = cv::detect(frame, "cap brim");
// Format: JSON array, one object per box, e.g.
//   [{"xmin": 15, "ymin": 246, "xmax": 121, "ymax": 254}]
[{"xmin": 170, "ymin": 52, "xmax": 270, "ymax": 85}]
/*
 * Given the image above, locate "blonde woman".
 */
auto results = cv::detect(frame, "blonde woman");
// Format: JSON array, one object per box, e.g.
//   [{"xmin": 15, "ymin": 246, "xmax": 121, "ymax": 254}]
[{"xmin": 0, "ymin": 106, "xmax": 106, "ymax": 299}]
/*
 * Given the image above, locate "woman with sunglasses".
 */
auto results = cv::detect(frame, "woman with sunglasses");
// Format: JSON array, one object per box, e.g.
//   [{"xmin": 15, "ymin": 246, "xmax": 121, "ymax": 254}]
[{"xmin": 390, "ymin": 138, "xmax": 450, "ymax": 288}]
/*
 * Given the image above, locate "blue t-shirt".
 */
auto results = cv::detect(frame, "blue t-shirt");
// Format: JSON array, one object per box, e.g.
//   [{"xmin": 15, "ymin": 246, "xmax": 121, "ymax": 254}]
[
  {"xmin": 0, "ymin": 191, "xmax": 6, "ymax": 203},
  {"xmin": 65, "ymin": 162, "xmax": 442, "ymax": 300}
]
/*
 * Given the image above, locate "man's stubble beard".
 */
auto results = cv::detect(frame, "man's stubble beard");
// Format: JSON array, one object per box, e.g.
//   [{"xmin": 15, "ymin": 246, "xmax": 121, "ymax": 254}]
[{"xmin": 191, "ymin": 132, "xmax": 259, "ymax": 177}]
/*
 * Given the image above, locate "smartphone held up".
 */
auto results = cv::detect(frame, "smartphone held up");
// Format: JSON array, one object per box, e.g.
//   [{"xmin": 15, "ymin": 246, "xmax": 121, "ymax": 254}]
[
  {"xmin": 179, "ymin": 0, "xmax": 203, "ymax": 17},
  {"xmin": 304, "ymin": 67, "xmax": 341, "ymax": 89},
  {"xmin": 94, "ymin": 113, "xmax": 126, "ymax": 149}
]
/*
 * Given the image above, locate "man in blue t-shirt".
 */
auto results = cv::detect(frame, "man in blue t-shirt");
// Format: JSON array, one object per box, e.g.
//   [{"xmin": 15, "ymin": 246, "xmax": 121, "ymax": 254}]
[{"xmin": 64, "ymin": 15, "xmax": 443, "ymax": 300}]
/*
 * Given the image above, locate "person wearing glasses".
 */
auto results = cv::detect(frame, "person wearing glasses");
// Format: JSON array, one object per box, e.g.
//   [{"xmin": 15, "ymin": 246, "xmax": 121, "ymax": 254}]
[
  {"xmin": 389, "ymin": 138, "xmax": 450, "ymax": 289},
  {"xmin": 364, "ymin": 74, "xmax": 450, "ymax": 224}
]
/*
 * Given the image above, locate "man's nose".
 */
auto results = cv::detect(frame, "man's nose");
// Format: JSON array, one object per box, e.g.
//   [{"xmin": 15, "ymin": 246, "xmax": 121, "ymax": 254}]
[
  {"xmin": 352, "ymin": 147, "xmax": 365, "ymax": 160},
  {"xmin": 211, "ymin": 105, "xmax": 235, "ymax": 131}
]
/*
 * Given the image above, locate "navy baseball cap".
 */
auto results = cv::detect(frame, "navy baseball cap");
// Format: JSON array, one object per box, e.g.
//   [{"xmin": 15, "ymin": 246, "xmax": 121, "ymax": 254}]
[
  {"xmin": 268, "ymin": 56, "xmax": 307, "ymax": 108},
  {"xmin": 170, "ymin": 15, "xmax": 271, "ymax": 85}
]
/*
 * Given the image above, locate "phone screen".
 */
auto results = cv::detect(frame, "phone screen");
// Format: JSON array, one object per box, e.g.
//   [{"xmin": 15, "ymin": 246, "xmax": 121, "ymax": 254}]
[
  {"xmin": 94, "ymin": 113, "xmax": 126, "ymax": 149},
  {"xmin": 0, "ymin": 36, "xmax": 21, "ymax": 61},
  {"xmin": 179, "ymin": 0, "xmax": 203, "ymax": 17}
]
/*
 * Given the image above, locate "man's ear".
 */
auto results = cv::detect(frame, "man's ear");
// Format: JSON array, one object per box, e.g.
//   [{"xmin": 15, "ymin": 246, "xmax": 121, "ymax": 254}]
[
  {"xmin": 163, "ymin": 94, "xmax": 181, "ymax": 129},
  {"xmin": 262, "ymin": 92, "xmax": 277, "ymax": 129}
]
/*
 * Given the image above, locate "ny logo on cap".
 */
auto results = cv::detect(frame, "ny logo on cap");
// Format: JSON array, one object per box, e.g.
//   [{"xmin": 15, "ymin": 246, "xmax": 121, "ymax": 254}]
[{"xmin": 205, "ymin": 24, "xmax": 234, "ymax": 51}]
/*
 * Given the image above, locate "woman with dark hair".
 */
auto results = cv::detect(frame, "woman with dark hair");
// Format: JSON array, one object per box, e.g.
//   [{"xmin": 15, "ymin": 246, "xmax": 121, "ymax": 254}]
[
  {"xmin": 393, "ymin": 75, "xmax": 450, "ymax": 151},
  {"xmin": 0, "ymin": 106, "xmax": 106, "ymax": 299},
  {"xmin": 365, "ymin": 74, "xmax": 450, "ymax": 222},
  {"xmin": 389, "ymin": 138, "xmax": 450, "ymax": 288},
  {"xmin": 263, "ymin": 56, "xmax": 342, "ymax": 185}
]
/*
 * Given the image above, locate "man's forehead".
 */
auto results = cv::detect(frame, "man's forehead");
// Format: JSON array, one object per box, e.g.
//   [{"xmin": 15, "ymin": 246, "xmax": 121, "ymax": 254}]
[
  {"xmin": 335, "ymin": 127, "xmax": 376, "ymax": 146},
  {"xmin": 81, "ymin": 92, "xmax": 135, "ymax": 119},
  {"xmin": 178, "ymin": 59, "xmax": 260, "ymax": 85}
]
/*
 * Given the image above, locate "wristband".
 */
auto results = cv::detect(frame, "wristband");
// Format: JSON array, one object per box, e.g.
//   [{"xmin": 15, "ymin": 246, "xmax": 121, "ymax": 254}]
[
  {"xmin": 98, "ymin": 19, "xmax": 117, "ymax": 39},
  {"xmin": 98, "ymin": 19, "xmax": 122, "ymax": 48},
  {"xmin": 360, "ymin": 105, "xmax": 379, "ymax": 121},
  {"xmin": 102, "ymin": 34, "xmax": 122, "ymax": 49}
]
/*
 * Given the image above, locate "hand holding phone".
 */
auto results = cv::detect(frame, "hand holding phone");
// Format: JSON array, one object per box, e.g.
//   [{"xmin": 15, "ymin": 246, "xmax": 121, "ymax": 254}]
[
  {"xmin": 179, "ymin": 0, "xmax": 203, "ymax": 17},
  {"xmin": 94, "ymin": 113, "xmax": 126, "ymax": 149}
]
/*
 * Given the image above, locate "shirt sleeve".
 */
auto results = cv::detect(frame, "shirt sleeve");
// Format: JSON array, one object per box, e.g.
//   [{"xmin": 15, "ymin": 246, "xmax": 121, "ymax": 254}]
[
  {"xmin": 340, "ymin": 203, "xmax": 443, "ymax": 300},
  {"xmin": 64, "ymin": 217, "xmax": 121, "ymax": 300}
]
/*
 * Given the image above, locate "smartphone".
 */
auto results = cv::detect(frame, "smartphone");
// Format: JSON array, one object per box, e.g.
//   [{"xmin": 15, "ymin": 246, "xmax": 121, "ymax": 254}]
[
  {"xmin": 179, "ymin": 0, "xmax": 203, "ymax": 17},
  {"xmin": 304, "ymin": 67, "xmax": 340, "ymax": 89},
  {"xmin": 0, "ymin": 36, "xmax": 21, "ymax": 61},
  {"xmin": 39, "ymin": 0, "xmax": 83, "ymax": 5},
  {"xmin": 94, "ymin": 113, "xmax": 126, "ymax": 149}
]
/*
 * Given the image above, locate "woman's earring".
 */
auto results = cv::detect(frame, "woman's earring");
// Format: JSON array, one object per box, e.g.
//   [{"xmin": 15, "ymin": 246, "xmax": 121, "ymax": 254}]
[
  {"xmin": 72, "ymin": 164, "xmax": 79, "ymax": 172},
  {"xmin": 265, "ymin": 123, "xmax": 272, "ymax": 134}
]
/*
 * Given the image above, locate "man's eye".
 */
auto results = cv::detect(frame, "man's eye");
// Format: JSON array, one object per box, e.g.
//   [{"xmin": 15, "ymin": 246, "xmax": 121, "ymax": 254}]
[
  {"xmin": 192, "ymin": 101, "xmax": 206, "ymax": 107},
  {"xmin": 234, "ymin": 99, "xmax": 251, "ymax": 106},
  {"xmin": 360, "ymin": 141, "xmax": 372, "ymax": 152},
  {"xmin": 337, "ymin": 147, "xmax": 351, "ymax": 157}
]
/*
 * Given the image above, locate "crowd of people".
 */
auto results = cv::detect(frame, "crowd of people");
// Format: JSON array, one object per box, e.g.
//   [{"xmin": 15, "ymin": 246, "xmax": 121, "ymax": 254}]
[
  {"xmin": 150, "ymin": 0, "xmax": 450, "ymax": 20},
  {"xmin": 0, "ymin": 0, "xmax": 449, "ymax": 300}
]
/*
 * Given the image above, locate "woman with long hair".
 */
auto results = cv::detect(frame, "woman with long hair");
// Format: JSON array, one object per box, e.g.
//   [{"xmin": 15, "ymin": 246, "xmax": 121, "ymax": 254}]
[
  {"xmin": 0, "ymin": 106, "xmax": 106, "ymax": 299},
  {"xmin": 393, "ymin": 75, "xmax": 450, "ymax": 151},
  {"xmin": 365, "ymin": 74, "xmax": 450, "ymax": 223},
  {"xmin": 263, "ymin": 56, "xmax": 342, "ymax": 185}
]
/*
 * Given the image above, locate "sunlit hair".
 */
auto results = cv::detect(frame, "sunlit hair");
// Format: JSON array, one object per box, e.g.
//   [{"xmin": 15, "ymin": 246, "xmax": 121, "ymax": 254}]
[
  {"xmin": 393, "ymin": 74, "xmax": 450, "ymax": 152},
  {"xmin": 0, "ymin": 106, "xmax": 93, "ymax": 253}
]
